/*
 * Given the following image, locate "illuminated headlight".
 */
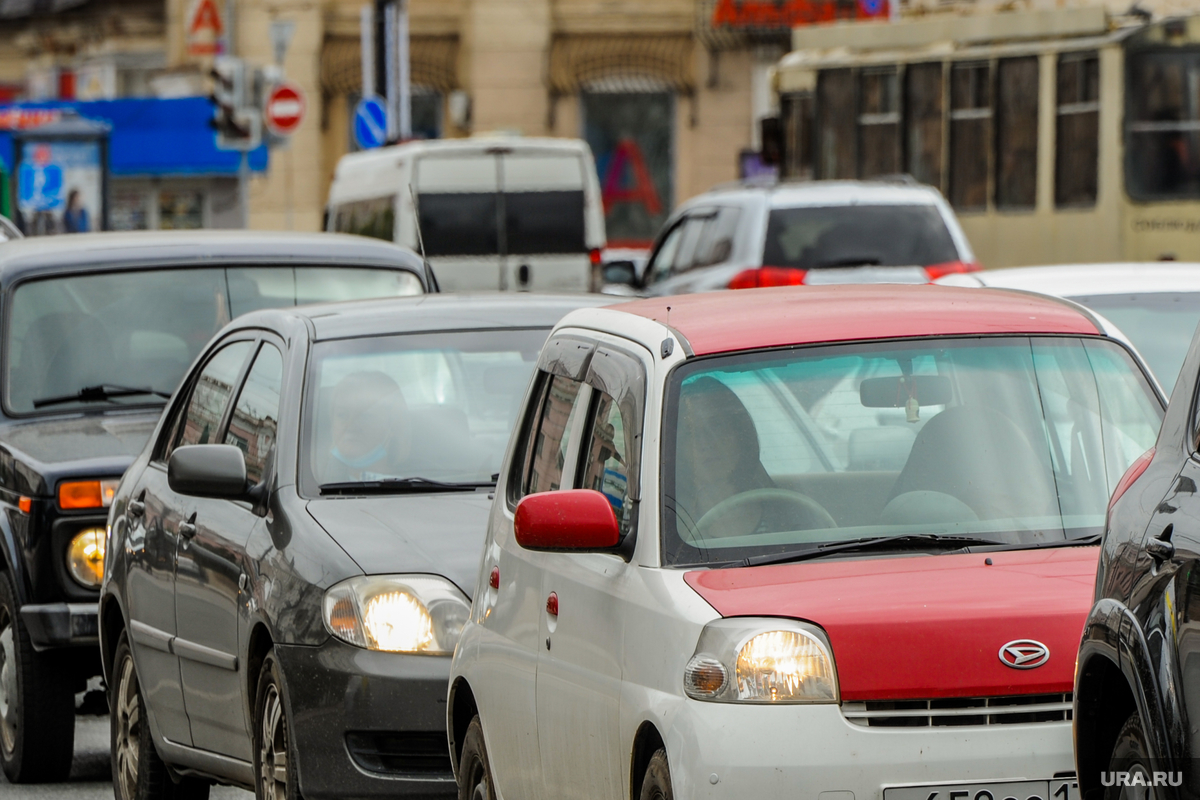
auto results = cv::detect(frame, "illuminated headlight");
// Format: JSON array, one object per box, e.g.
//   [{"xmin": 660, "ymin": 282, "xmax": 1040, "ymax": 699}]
[
  {"xmin": 322, "ymin": 575, "xmax": 470, "ymax": 655},
  {"xmin": 66, "ymin": 527, "xmax": 106, "ymax": 588},
  {"xmin": 683, "ymin": 619, "xmax": 838, "ymax": 704}
]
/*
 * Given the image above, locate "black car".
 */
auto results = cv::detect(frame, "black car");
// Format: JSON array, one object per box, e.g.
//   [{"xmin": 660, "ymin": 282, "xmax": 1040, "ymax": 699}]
[
  {"xmin": 99, "ymin": 293, "xmax": 607, "ymax": 800},
  {"xmin": 0, "ymin": 230, "xmax": 433, "ymax": 783},
  {"xmin": 1075, "ymin": 318, "xmax": 1200, "ymax": 798}
]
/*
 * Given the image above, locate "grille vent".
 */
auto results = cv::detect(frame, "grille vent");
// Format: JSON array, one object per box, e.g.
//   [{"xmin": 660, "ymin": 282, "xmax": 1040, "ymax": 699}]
[{"xmin": 842, "ymin": 693, "xmax": 1073, "ymax": 727}]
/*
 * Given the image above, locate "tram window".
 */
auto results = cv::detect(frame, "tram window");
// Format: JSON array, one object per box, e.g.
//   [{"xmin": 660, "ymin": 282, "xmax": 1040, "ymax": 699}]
[
  {"xmin": 905, "ymin": 63, "xmax": 944, "ymax": 192},
  {"xmin": 858, "ymin": 68, "xmax": 901, "ymax": 178},
  {"xmin": 950, "ymin": 62, "xmax": 992, "ymax": 211},
  {"xmin": 996, "ymin": 57, "xmax": 1039, "ymax": 209},
  {"xmin": 1127, "ymin": 51, "xmax": 1200, "ymax": 200},
  {"xmin": 817, "ymin": 69, "xmax": 856, "ymax": 179},
  {"xmin": 781, "ymin": 92, "xmax": 814, "ymax": 180},
  {"xmin": 1056, "ymin": 52, "xmax": 1100, "ymax": 207}
]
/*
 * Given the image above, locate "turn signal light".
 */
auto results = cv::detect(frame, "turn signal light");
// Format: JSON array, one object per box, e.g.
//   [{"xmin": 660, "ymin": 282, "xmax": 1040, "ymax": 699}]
[
  {"xmin": 728, "ymin": 266, "xmax": 808, "ymax": 289},
  {"xmin": 58, "ymin": 479, "xmax": 120, "ymax": 510}
]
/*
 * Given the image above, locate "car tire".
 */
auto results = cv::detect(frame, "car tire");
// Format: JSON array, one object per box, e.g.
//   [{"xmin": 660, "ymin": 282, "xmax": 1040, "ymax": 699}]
[
  {"xmin": 457, "ymin": 716, "xmax": 495, "ymax": 800},
  {"xmin": 254, "ymin": 651, "xmax": 301, "ymax": 800},
  {"xmin": 111, "ymin": 631, "xmax": 210, "ymax": 800},
  {"xmin": 639, "ymin": 748, "xmax": 673, "ymax": 800},
  {"xmin": 0, "ymin": 567, "xmax": 74, "ymax": 783},
  {"xmin": 1105, "ymin": 712, "xmax": 1158, "ymax": 800}
]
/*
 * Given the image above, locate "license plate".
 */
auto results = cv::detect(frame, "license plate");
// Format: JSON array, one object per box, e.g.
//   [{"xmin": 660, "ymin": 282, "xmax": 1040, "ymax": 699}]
[{"xmin": 885, "ymin": 779, "xmax": 1080, "ymax": 800}]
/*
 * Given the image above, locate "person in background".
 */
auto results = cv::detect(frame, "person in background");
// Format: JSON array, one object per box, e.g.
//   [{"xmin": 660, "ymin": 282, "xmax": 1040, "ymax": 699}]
[{"xmin": 62, "ymin": 189, "xmax": 89, "ymax": 233}]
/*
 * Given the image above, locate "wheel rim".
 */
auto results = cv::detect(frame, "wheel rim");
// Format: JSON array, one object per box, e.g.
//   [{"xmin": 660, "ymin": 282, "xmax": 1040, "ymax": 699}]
[
  {"xmin": 114, "ymin": 653, "xmax": 141, "ymax": 799},
  {"xmin": 469, "ymin": 755, "xmax": 489, "ymax": 800},
  {"xmin": 259, "ymin": 684, "xmax": 288, "ymax": 800},
  {"xmin": 0, "ymin": 605, "xmax": 16, "ymax": 758},
  {"xmin": 1115, "ymin": 766, "xmax": 1159, "ymax": 800}
]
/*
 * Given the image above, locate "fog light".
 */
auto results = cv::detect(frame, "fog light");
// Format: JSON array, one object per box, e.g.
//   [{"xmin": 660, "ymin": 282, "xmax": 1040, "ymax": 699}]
[{"xmin": 66, "ymin": 527, "xmax": 106, "ymax": 588}]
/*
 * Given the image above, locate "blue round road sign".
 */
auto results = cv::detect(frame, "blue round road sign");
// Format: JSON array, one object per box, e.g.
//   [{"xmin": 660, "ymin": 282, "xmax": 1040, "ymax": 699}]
[{"xmin": 354, "ymin": 96, "xmax": 387, "ymax": 150}]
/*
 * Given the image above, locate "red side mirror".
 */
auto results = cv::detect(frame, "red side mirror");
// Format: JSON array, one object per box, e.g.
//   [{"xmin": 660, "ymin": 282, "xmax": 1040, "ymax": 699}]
[{"xmin": 514, "ymin": 489, "xmax": 620, "ymax": 552}]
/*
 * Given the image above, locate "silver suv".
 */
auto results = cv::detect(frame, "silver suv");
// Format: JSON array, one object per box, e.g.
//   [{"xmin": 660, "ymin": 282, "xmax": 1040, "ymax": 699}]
[{"xmin": 638, "ymin": 179, "xmax": 978, "ymax": 295}]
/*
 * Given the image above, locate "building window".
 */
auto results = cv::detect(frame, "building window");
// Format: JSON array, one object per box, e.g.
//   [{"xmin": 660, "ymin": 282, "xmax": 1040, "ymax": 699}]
[
  {"xmin": 159, "ymin": 190, "xmax": 204, "ymax": 229},
  {"xmin": 780, "ymin": 91, "xmax": 814, "ymax": 180},
  {"xmin": 817, "ymin": 69, "xmax": 856, "ymax": 179},
  {"xmin": 582, "ymin": 91, "xmax": 674, "ymax": 246},
  {"xmin": 1055, "ymin": 52, "xmax": 1100, "ymax": 207},
  {"xmin": 995, "ymin": 57, "xmax": 1039, "ymax": 209},
  {"xmin": 857, "ymin": 67, "xmax": 900, "ymax": 178},
  {"xmin": 905, "ymin": 62, "xmax": 944, "ymax": 192},
  {"xmin": 949, "ymin": 61, "xmax": 992, "ymax": 211},
  {"xmin": 1125, "ymin": 50, "xmax": 1200, "ymax": 200}
]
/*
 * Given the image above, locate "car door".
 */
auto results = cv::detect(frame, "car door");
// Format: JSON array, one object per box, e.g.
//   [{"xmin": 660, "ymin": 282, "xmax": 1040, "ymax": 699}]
[
  {"xmin": 174, "ymin": 339, "xmax": 284, "ymax": 761},
  {"xmin": 536, "ymin": 342, "xmax": 647, "ymax": 800},
  {"xmin": 125, "ymin": 338, "xmax": 256, "ymax": 746},
  {"xmin": 501, "ymin": 150, "xmax": 591, "ymax": 292},
  {"xmin": 476, "ymin": 336, "xmax": 594, "ymax": 800},
  {"xmin": 413, "ymin": 150, "xmax": 502, "ymax": 291}
]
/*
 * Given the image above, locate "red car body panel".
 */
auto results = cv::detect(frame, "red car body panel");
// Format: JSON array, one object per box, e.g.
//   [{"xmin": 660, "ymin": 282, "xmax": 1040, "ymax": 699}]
[
  {"xmin": 684, "ymin": 546, "xmax": 1098, "ymax": 701},
  {"xmin": 614, "ymin": 285, "xmax": 1101, "ymax": 356}
]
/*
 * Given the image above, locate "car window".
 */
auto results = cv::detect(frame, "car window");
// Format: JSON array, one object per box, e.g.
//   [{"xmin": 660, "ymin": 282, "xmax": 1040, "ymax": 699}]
[
  {"xmin": 692, "ymin": 207, "xmax": 740, "ymax": 269},
  {"xmin": 662, "ymin": 336, "xmax": 1163, "ymax": 567},
  {"xmin": 646, "ymin": 221, "xmax": 687, "ymax": 284},
  {"xmin": 762, "ymin": 204, "xmax": 960, "ymax": 269},
  {"xmin": 672, "ymin": 214, "xmax": 710, "ymax": 274},
  {"xmin": 225, "ymin": 344, "xmax": 283, "ymax": 485},
  {"xmin": 172, "ymin": 341, "xmax": 255, "ymax": 457},
  {"xmin": 526, "ymin": 374, "xmax": 587, "ymax": 495},
  {"xmin": 578, "ymin": 388, "xmax": 635, "ymax": 536},
  {"xmin": 330, "ymin": 195, "xmax": 395, "ymax": 241}
]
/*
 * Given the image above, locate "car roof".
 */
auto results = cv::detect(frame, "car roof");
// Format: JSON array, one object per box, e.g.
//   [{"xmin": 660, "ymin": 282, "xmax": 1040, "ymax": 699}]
[
  {"xmin": 691, "ymin": 180, "xmax": 945, "ymax": 209},
  {"xmin": 0, "ymin": 230, "xmax": 426, "ymax": 284},
  {"xmin": 236, "ymin": 292, "xmax": 615, "ymax": 342},
  {"xmin": 605, "ymin": 285, "xmax": 1102, "ymax": 356},
  {"xmin": 334, "ymin": 136, "xmax": 592, "ymax": 173},
  {"xmin": 937, "ymin": 263, "xmax": 1200, "ymax": 295}
]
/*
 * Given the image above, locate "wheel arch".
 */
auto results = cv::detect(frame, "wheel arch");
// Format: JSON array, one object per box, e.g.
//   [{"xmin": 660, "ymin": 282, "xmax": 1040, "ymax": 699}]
[
  {"xmin": 0, "ymin": 502, "xmax": 27, "ymax": 604},
  {"xmin": 245, "ymin": 620, "xmax": 275, "ymax": 708},
  {"xmin": 629, "ymin": 720, "xmax": 666, "ymax": 800},
  {"xmin": 1076, "ymin": 648, "xmax": 1135, "ymax": 798},
  {"xmin": 99, "ymin": 592, "xmax": 127, "ymax": 684},
  {"xmin": 447, "ymin": 676, "xmax": 478, "ymax": 777}
]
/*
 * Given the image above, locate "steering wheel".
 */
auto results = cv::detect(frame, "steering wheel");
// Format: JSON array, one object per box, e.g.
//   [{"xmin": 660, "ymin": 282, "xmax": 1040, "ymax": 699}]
[{"xmin": 694, "ymin": 488, "xmax": 837, "ymax": 540}]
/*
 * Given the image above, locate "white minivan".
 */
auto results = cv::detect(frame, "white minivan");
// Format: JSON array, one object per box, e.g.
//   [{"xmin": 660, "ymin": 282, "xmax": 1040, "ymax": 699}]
[{"xmin": 327, "ymin": 137, "xmax": 607, "ymax": 292}]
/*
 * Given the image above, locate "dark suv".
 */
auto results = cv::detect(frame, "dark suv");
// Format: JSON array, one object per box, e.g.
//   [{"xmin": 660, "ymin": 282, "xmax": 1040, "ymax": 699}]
[
  {"xmin": 0, "ymin": 231, "xmax": 430, "ymax": 782},
  {"xmin": 1075, "ymin": 309, "xmax": 1200, "ymax": 799}
]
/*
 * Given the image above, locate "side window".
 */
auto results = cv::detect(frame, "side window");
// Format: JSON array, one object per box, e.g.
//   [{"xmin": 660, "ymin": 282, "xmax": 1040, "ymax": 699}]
[
  {"xmin": 169, "ymin": 340, "xmax": 255, "ymax": 457},
  {"xmin": 646, "ymin": 221, "xmax": 687, "ymax": 285},
  {"xmin": 671, "ymin": 214, "xmax": 709, "ymax": 274},
  {"xmin": 578, "ymin": 390, "xmax": 634, "ymax": 537},
  {"xmin": 692, "ymin": 208, "xmax": 740, "ymax": 268},
  {"xmin": 525, "ymin": 374, "xmax": 587, "ymax": 495},
  {"xmin": 331, "ymin": 196, "xmax": 396, "ymax": 241},
  {"xmin": 224, "ymin": 344, "xmax": 283, "ymax": 485}
]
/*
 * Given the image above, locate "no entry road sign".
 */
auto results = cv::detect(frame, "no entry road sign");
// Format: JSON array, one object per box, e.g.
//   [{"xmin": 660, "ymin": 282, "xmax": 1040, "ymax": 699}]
[{"xmin": 265, "ymin": 82, "xmax": 306, "ymax": 136}]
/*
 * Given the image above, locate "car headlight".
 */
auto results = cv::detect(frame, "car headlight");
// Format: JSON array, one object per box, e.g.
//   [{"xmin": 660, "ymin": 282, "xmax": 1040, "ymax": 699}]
[
  {"xmin": 66, "ymin": 527, "xmax": 106, "ymax": 588},
  {"xmin": 683, "ymin": 618, "xmax": 838, "ymax": 703},
  {"xmin": 322, "ymin": 574, "xmax": 470, "ymax": 655}
]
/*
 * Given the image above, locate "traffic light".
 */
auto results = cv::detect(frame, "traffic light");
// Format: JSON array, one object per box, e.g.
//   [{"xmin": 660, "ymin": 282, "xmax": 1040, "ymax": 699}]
[{"xmin": 209, "ymin": 56, "xmax": 261, "ymax": 151}]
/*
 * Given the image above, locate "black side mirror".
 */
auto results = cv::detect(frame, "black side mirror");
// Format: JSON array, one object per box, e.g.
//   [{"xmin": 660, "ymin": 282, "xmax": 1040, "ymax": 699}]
[
  {"xmin": 603, "ymin": 260, "xmax": 638, "ymax": 287},
  {"xmin": 168, "ymin": 445, "xmax": 248, "ymax": 499}
]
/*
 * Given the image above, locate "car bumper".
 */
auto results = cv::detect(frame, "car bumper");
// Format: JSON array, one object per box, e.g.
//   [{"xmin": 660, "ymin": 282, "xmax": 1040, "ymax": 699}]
[
  {"xmin": 668, "ymin": 702, "xmax": 1075, "ymax": 800},
  {"xmin": 21, "ymin": 602, "xmax": 99, "ymax": 650},
  {"xmin": 275, "ymin": 639, "xmax": 456, "ymax": 800}
]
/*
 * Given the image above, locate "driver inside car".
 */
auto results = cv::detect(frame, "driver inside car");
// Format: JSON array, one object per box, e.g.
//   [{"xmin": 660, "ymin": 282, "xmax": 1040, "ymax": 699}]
[{"xmin": 324, "ymin": 370, "xmax": 411, "ymax": 482}]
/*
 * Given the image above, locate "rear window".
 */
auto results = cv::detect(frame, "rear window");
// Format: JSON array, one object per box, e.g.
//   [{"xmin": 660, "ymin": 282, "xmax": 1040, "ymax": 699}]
[{"xmin": 763, "ymin": 204, "xmax": 960, "ymax": 269}]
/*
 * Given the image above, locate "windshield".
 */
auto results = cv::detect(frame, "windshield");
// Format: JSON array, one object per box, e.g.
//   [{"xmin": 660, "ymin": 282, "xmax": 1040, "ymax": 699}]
[
  {"xmin": 301, "ymin": 328, "xmax": 548, "ymax": 493},
  {"xmin": 763, "ymin": 204, "xmax": 960, "ymax": 269},
  {"xmin": 5, "ymin": 267, "xmax": 422, "ymax": 415},
  {"xmin": 1066, "ymin": 292, "xmax": 1200, "ymax": 394},
  {"xmin": 662, "ymin": 336, "xmax": 1162, "ymax": 568}
]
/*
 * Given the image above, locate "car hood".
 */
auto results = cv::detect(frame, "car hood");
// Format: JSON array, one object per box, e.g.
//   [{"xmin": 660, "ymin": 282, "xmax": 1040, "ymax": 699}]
[
  {"xmin": 0, "ymin": 412, "xmax": 159, "ymax": 494},
  {"xmin": 305, "ymin": 492, "xmax": 494, "ymax": 598},
  {"xmin": 684, "ymin": 546, "xmax": 1097, "ymax": 701}
]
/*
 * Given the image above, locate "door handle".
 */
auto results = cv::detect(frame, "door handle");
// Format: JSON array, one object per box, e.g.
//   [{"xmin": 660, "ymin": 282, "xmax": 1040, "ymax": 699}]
[
  {"xmin": 178, "ymin": 513, "xmax": 197, "ymax": 540},
  {"xmin": 1148, "ymin": 524, "xmax": 1175, "ymax": 562},
  {"xmin": 127, "ymin": 499, "xmax": 145, "ymax": 518}
]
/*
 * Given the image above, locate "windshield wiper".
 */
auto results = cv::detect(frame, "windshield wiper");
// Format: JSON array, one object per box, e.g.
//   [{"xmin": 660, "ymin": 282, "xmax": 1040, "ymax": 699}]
[
  {"xmin": 944, "ymin": 533, "xmax": 1103, "ymax": 555},
  {"xmin": 741, "ymin": 533, "xmax": 1008, "ymax": 568},
  {"xmin": 33, "ymin": 384, "xmax": 171, "ymax": 409},
  {"xmin": 319, "ymin": 477, "xmax": 495, "ymax": 496}
]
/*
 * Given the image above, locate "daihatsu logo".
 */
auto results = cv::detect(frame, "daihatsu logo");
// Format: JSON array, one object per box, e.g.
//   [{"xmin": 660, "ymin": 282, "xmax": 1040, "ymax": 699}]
[{"xmin": 998, "ymin": 639, "xmax": 1050, "ymax": 669}]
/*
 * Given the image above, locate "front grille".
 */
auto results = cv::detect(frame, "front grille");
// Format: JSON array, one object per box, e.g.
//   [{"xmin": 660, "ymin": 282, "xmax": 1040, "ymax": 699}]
[
  {"xmin": 345, "ymin": 732, "xmax": 454, "ymax": 776},
  {"xmin": 842, "ymin": 692, "xmax": 1073, "ymax": 727}
]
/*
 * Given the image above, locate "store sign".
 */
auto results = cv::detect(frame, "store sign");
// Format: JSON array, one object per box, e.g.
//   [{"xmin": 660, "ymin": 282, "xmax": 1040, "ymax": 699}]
[
  {"xmin": 17, "ymin": 141, "xmax": 103, "ymax": 234},
  {"xmin": 711, "ymin": 0, "xmax": 888, "ymax": 28},
  {"xmin": 187, "ymin": 0, "xmax": 226, "ymax": 57},
  {"xmin": 0, "ymin": 108, "xmax": 62, "ymax": 130}
]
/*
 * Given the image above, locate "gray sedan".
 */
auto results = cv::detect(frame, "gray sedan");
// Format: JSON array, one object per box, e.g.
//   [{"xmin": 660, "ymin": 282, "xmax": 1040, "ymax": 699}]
[{"xmin": 99, "ymin": 293, "xmax": 607, "ymax": 800}]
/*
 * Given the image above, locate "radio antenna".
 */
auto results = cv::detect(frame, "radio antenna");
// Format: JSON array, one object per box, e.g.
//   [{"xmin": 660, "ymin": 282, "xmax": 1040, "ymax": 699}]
[{"xmin": 409, "ymin": 184, "xmax": 436, "ymax": 290}]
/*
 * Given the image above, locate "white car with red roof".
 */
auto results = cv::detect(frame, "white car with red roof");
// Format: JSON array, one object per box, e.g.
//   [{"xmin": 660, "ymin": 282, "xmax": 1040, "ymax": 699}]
[{"xmin": 445, "ymin": 285, "xmax": 1166, "ymax": 800}]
